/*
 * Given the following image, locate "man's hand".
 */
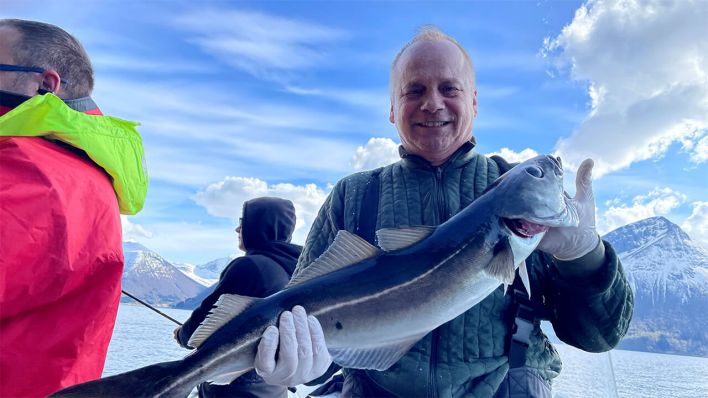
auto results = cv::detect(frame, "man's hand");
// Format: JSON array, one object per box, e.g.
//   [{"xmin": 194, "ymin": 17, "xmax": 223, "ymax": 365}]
[
  {"xmin": 538, "ymin": 158, "xmax": 600, "ymax": 261},
  {"xmin": 255, "ymin": 305, "xmax": 332, "ymax": 387}
]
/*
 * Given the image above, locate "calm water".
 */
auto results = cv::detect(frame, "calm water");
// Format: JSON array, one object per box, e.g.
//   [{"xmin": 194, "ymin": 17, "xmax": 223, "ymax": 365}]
[{"xmin": 105, "ymin": 304, "xmax": 708, "ymax": 397}]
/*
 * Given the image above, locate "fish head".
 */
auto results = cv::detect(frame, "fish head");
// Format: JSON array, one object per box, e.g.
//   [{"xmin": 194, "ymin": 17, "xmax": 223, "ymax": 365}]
[
  {"xmin": 485, "ymin": 155, "xmax": 579, "ymax": 267},
  {"xmin": 492, "ymin": 155, "xmax": 577, "ymax": 226}
]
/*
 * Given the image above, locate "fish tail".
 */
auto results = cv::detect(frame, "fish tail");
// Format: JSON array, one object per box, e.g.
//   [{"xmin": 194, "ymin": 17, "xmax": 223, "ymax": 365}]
[{"xmin": 48, "ymin": 360, "xmax": 193, "ymax": 398}]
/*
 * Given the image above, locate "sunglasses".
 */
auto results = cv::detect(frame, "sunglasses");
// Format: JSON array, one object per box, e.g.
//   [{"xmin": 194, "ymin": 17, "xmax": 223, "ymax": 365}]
[{"xmin": 0, "ymin": 64, "xmax": 70, "ymax": 84}]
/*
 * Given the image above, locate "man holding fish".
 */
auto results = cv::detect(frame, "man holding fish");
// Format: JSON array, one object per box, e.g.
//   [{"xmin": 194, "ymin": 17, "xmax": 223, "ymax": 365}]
[
  {"xmin": 255, "ymin": 27, "xmax": 633, "ymax": 397},
  {"xmin": 51, "ymin": 26, "xmax": 633, "ymax": 398}
]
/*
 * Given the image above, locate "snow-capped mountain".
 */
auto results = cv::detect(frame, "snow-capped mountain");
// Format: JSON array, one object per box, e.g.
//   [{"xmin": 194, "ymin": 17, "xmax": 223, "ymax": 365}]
[
  {"xmin": 122, "ymin": 242, "xmax": 207, "ymax": 306},
  {"xmin": 172, "ymin": 262, "xmax": 215, "ymax": 287},
  {"xmin": 171, "ymin": 256, "xmax": 235, "ymax": 309},
  {"xmin": 603, "ymin": 217, "xmax": 708, "ymax": 357},
  {"xmin": 194, "ymin": 256, "xmax": 235, "ymax": 281}
]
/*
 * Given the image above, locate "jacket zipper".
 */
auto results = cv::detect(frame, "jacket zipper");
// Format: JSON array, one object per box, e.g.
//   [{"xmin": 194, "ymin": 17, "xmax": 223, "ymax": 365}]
[{"xmin": 428, "ymin": 166, "xmax": 446, "ymax": 398}]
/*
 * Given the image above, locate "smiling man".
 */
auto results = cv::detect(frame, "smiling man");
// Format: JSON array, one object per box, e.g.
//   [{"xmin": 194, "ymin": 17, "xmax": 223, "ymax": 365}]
[
  {"xmin": 252, "ymin": 26, "xmax": 633, "ymax": 397},
  {"xmin": 0, "ymin": 19, "xmax": 147, "ymax": 397}
]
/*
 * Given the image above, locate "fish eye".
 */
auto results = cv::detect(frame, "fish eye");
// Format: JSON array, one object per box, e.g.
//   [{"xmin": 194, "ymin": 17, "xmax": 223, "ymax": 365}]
[{"xmin": 525, "ymin": 166, "xmax": 544, "ymax": 178}]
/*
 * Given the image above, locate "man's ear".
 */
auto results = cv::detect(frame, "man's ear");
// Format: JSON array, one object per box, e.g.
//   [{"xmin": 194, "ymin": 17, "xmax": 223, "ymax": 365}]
[
  {"xmin": 472, "ymin": 89, "xmax": 478, "ymax": 118},
  {"xmin": 389, "ymin": 103, "xmax": 395, "ymax": 124},
  {"xmin": 40, "ymin": 69, "xmax": 62, "ymax": 95}
]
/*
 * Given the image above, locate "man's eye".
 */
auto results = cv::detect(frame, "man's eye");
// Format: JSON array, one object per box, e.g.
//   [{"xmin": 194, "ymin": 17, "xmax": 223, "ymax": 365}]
[
  {"xmin": 404, "ymin": 89, "xmax": 423, "ymax": 97},
  {"xmin": 442, "ymin": 86, "xmax": 462, "ymax": 96}
]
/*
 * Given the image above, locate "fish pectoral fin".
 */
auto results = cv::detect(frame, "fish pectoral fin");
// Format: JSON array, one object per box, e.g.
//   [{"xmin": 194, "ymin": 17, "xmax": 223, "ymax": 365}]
[
  {"xmin": 329, "ymin": 333, "xmax": 426, "ymax": 371},
  {"xmin": 375, "ymin": 225, "xmax": 436, "ymax": 251},
  {"xmin": 188, "ymin": 294, "xmax": 260, "ymax": 348},
  {"xmin": 210, "ymin": 368, "xmax": 253, "ymax": 385},
  {"xmin": 286, "ymin": 230, "xmax": 381, "ymax": 288},
  {"xmin": 519, "ymin": 260, "xmax": 532, "ymax": 299},
  {"xmin": 485, "ymin": 236, "xmax": 516, "ymax": 285}
]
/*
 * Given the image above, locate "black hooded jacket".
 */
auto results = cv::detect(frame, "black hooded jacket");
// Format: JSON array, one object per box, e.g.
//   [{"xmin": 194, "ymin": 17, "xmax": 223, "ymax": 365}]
[{"xmin": 176, "ymin": 197, "xmax": 302, "ymax": 397}]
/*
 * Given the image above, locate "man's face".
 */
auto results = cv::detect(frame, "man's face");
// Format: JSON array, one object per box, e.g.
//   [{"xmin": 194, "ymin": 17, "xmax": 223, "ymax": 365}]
[
  {"xmin": 235, "ymin": 218, "xmax": 245, "ymax": 252},
  {"xmin": 0, "ymin": 26, "xmax": 36, "ymax": 96},
  {"xmin": 390, "ymin": 40, "xmax": 477, "ymax": 165}
]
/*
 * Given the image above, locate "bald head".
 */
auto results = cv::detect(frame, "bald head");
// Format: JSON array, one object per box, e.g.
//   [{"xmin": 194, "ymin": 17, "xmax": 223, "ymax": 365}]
[{"xmin": 390, "ymin": 26, "xmax": 476, "ymax": 100}]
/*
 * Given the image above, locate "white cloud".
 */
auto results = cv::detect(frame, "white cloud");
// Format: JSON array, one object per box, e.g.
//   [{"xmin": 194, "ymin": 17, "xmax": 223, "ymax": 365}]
[
  {"xmin": 193, "ymin": 177, "xmax": 331, "ymax": 245},
  {"xmin": 485, "ymin": 147, "xmax": 539, "ymax": 164},
  {"xmin": 598, "ymin": 187, "xmax": 687, "ymax": 234},
  {"xmin": 682, "ymin": 201, "xmax": 708, "ymax": 250},
  {"xmin": 174, "ymin": 9, "xmax": 348, "ymax": 79},
  {"xmin": 689, "ymin": 135, "xmax": 708, "ymax": 164},
  {"xmin": 544, "ymin": 0, "xmax": 708, "ymax": 175},
  {"xmin": 121, "ymin": 215, "xmax": 153, "ymax": 241},
  {"xmin": 352, "ymin": 138, "xmax": 400, "ymax": 171}
]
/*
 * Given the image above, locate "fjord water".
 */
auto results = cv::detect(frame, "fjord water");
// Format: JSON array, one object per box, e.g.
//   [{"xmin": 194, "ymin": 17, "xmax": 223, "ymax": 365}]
[{"xmin": 104, "ymin": 304, "xmax": 708, "ymax": 398}]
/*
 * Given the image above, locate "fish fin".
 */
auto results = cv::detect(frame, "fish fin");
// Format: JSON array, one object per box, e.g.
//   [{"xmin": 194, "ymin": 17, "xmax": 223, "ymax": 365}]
[
  {"xmin": 49, "ymin": 360, "xmax": 191, "ymax": 398},
  {"xmin": 286, "ymin": 230, "xmax": 380, "ymax": 288},
  {"xmin": 189, "ymin": 294, "xmax": 259, "ymax": 348},
  {"xmin": 485, "ymin": 236, "xmax": 516, "ymax": 285},
  {"xmin": 519, "ymin": 260, "xmax": 532, "ymax": 299},
  {"xmin": 210, "ymin": 368, "xmax": 253, "ymax": 385},
  {"xmin": 375, "ymin": 225, "xmax": 436, "ymax": 251},
  {"xmin": 329, "ymin": 333, "xmax": 426, "ymax": 371}
]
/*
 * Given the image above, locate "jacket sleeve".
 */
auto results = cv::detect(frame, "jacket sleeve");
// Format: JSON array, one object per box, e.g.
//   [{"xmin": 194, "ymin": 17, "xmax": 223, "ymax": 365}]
[
  {"xmin": 177, "ymin": 257, "xmax": 261, "ymax": 348},
  {"xmin": 544, "ymin": 240, "xmax": 634, "ymax": 352}
]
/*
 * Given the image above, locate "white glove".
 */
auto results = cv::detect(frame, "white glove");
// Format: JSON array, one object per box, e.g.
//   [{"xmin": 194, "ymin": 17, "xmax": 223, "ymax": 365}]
[
  {"xmin": 254, "ymin": 305, "xmax": 332, "ymax": 386},
  {"xmin": 538, "ymin": 158, "xmax": 600, "ymax": 261}
]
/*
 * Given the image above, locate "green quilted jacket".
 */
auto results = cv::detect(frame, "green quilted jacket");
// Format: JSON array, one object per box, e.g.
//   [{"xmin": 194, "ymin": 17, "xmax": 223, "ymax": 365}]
[{"xmin": 296, "ymin": 142, "xmax": 634, "ymax": 397}]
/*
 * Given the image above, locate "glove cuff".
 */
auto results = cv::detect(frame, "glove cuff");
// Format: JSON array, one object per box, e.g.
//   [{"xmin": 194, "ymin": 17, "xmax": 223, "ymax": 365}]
[{"xmin": 553, "ymin": 233, "xmax": 601, "ymax": 262}]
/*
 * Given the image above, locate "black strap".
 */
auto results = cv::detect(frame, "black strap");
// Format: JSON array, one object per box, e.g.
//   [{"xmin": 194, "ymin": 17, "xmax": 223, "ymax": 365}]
[
  {"xmin": 356, "ymin": 169, "xmax": 382, "ymax": 245},
  {"xmin": 508, "ymin": 277, "xmax": 535, "ymax": 368}
]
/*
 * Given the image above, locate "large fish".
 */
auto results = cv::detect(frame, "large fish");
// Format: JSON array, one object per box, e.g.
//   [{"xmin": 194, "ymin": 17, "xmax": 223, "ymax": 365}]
[{"xmin": 51, "ymin": 154, "xmax": 577, "ymax": 397}]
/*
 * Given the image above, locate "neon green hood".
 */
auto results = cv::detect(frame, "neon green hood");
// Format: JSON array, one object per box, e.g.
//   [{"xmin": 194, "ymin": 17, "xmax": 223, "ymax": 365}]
[{"xmin": 0, "ymin": 93, "xmax": 147, "ymax": 215}]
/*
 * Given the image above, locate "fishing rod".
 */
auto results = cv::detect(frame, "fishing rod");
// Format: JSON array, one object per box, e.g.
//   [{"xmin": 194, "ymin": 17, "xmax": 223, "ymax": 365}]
[{"xmin": 121, "ymin": 289, "xmax": 183, "ymax": 326}]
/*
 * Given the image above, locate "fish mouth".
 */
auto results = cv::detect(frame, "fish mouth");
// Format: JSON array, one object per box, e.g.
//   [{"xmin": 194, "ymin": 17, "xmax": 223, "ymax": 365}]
[{"xmin": 503, "ymin": 218, "xmax": 550, "ymax": 238}]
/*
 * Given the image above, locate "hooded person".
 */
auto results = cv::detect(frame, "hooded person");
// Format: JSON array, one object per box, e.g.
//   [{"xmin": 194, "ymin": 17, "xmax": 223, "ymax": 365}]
[{"xmin": 175, "ymin": 197, "xmax": 302, "ymax": 398}]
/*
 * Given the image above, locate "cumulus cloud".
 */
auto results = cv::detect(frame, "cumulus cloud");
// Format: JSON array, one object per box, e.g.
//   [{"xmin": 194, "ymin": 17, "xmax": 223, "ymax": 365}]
[
  {"xmin": 544, "ymin": 0, "xmax": 708, "ymax": 175},
  {"xmin": 689, "ymin": 135, "xmax": 708, "ymax": 164},
  {"xmin": 485, "ymin": 147, "xmax": 539, "ymax": 163},
  {"xmin": 682, "ymin": 201, "xmax": 708, "ymax": 250},
  {"xmin": 598, "ymin": 187, "xmax": 687, "ymax": 234},
  {"xmin": 352, "ymin": 138, "xmax": 400, "ymax": 171},
  {"xmin": 121, "ymin": 215, "xmax": 153, "ymax": 242},
  {"xmin": 193, "ymin": 177, "xmax": 330, "ymax": 244}
]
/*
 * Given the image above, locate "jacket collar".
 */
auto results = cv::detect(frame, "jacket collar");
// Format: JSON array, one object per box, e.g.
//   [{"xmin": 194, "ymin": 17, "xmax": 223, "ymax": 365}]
[
  {"xmin": 0, "ymin": 90, "xmax": 102, "ymax": 117},
  {"xmin": 399, "ymin": 138, "xmax": 477, "ymax": 170}
]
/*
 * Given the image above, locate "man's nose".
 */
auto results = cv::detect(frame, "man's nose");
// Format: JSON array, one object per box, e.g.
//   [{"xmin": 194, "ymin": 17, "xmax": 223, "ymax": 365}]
[{"xmin": 420, "ymin": 90, "xmax": 444, "ymax": 113}]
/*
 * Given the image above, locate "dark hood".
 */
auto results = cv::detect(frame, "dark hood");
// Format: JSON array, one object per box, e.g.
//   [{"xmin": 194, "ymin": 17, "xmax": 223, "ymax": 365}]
[
  {"xmin": 242, "ymin": 197, "xmax": 296, "ymax": 251},
  {"xmin": 241, "ymin": 197, "xmax": 299, "ymax": 277}
]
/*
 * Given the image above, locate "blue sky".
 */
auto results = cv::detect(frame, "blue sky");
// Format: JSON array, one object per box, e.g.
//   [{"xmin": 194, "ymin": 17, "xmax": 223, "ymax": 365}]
[{"xmin": 3, "ymin": 0, "xmax": 706, "ymax": 264}]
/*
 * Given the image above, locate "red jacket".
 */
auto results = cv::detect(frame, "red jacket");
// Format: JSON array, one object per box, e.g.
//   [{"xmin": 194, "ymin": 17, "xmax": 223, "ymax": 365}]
[{"xmin": 0, "ymin": 96, "xmax": 125, "ymax": 397}]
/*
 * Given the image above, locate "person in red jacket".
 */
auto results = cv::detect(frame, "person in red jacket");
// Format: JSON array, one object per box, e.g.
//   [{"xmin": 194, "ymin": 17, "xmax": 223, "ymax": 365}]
[{"xmin": 0, "ymin": 19, "xmax": 147, "ymax": 397}]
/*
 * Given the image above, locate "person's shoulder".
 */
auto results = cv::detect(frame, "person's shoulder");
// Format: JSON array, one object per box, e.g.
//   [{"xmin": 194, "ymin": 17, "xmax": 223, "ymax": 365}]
[
  {"xmin": 220, "ymin": 256, "xmax": 262, "ymax": 279},
  {"xmin": 335, "ymin": 166, "xmax": 387, "ymax": 191}
]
